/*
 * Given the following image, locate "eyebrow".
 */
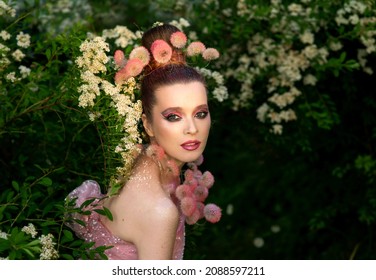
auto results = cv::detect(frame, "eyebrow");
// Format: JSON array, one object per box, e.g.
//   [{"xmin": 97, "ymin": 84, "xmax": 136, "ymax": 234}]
[{"xmin": 161, "ymin": 104, "xmax": 209, "ymax": 115}]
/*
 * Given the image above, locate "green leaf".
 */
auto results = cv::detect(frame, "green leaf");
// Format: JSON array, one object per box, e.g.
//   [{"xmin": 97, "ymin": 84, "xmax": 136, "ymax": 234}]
[
  {"xmin": 61, "ymin": 253, "xmax": 74, "ymax": 260},
  {"xmin": 38, "ymin": 177, "xmax": 52, "ymax": 187},
  {"xmin": 22, "ymin": 248, "xmax": 36, "ymax": 259},
  {"xmin": 45, "ymin": 49, "xmax": 51, "ymax": 60},
  {"xmin": 73, "ymin": 218, "xmax": 86, "ymax": 226},
  {"xmin": 94, "ymin": 207, "xmax": 113, "ymax": 221},
  {"xmin": 11, "ymin": 181, "xmax": 19, "ymax": 192},
  {"xmin": 63, "ymin": 230, "xmax": 74, "ymax": 241},
  {"xmin": 103, "ymin": 207, "xmax": 113, "ymax": 221},
  {"xmin": 0, "ymin": 238, "xmax": 11, "ymax": 252},
  {"xmin": 80, "ymin": 198, "xmax": 96, "ymax": 209}
]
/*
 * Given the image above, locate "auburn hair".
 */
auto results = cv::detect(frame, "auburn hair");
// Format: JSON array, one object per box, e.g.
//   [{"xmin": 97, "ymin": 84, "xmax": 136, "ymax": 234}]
[{"xmin": 140, "ymin": 24, "xmax": 205, "ymax": 121}]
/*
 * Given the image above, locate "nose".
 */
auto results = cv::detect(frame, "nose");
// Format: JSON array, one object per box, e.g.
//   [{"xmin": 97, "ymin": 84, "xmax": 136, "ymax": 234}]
[{"xmin": 184, "ymin": 118, "xmax": 198, "ymax": 135}]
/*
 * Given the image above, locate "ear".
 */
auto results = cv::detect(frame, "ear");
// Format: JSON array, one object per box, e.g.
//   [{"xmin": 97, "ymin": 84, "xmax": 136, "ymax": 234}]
[{"xmin": 142, "ymin": 113, "xmax": 154, "ymax": 137}]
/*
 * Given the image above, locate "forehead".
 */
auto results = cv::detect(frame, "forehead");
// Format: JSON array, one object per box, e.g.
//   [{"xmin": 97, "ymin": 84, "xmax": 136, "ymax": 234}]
[{"xmin": 154, "ymin": 81, "xmax": 207, "ymax": 109}]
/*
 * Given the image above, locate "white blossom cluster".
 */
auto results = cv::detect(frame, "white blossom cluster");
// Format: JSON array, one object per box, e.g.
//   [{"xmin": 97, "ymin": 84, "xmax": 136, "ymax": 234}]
[
  {"xmin": 1, "ymin": 223, "xmax": 59, "ymax": 259},
  {"xmin": 102, "ymin": 25, "xmax": 141, "ymax": 49},
  {"xmin": 228, "ymin": 0, "xmax": 376, "ymax": 134},
  {"xmin": 39, "ymin": 233, "xmax": 59, "ymax": 260},
  {"xmin": 75, "ymin": 27, "xmax": 144, "ymax": 185},
  {"xmin": 0, "ymin": 230, "xmax": 8, "ymax": 240},
  {"xmin": 21, "ymin": 223, "xmax": 38, "ymax": 238},
  {"xmin": 0, "ymin": 10, "xmax": 32, "ymax": 85},
  {"xmin": 0, "ymin": 0, "xmax": 16, "ymax": 17},
  {"xmin": 28, "ymin": 0, "xmax": 92, "ymax": 35},
  {"xmin": 195, "ymin": 67, "xmax": 229, "ymax": 102},
  {"xmin": 169, "ymin": 17, "xmax": 190, "ymax": 31}
]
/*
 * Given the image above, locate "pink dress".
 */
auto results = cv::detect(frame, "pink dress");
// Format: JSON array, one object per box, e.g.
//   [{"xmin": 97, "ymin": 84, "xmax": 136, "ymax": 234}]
[{"xmin": 65, "ymin": 180, "xmax": 185, "ymax": 260}]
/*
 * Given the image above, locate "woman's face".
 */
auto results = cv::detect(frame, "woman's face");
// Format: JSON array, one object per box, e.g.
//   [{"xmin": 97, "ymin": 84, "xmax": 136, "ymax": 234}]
[{"xmin": 142, "ymin": 81, "xmax": 211, "ymax": 166}]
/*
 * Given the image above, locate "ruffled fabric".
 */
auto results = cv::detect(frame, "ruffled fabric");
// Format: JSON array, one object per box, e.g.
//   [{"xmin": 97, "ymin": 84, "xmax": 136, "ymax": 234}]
[{"xmin": 65, "ymin": 180, "xmax": 185, "ymax": 260}]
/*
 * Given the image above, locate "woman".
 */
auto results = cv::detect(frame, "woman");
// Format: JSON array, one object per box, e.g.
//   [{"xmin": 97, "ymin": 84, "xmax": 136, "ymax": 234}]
[{"xmin": 66, "ymin": 24, "xmax": 221, "ymax": 260}]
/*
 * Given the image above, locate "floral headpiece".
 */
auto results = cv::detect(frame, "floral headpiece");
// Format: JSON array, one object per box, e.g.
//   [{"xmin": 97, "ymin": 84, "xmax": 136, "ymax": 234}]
[
  {"xmin": 74, "ymin": 22, "xmax": 227, "ymax": 199},
  {"xmin": 113, "ymin": 30, "xmax": 220, "ymax": 84}
]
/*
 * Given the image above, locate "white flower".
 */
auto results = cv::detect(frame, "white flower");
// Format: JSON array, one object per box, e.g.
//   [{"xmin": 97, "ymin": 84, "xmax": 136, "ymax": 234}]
[
  {"xmin": 0, "ymin": 1, "xmax": 16, "ymax": 17},
  {"xmin": 19, "ymin": 65, "xmax": 31, "ymax": 78},
  {"xmin": 329, "ymin": 41, "xmax": 343, "ymax": 51},
  {"xmin": 253, "ymin": 237, "xmax": 265, "ymax": 248},
  {"xmin": 21, "ymin": 223, "xmax": 38, "ymax": 238},
  {"xmin": 12, "ymin": 49, "xmax": 25, "ymax": 61},
  {"xmin": 303, "ymin": 74, "xmax": 317, "ymax": 86},
  {"xmin": 213, "ymin": 86, "xmax": 228, "ymax": 102},
  {"xmin": 0, "ymin": 30, "xmax": 11, "ymax": 40},
  {"xmin": 226, "ymin": 204, "xmax": 234, "ymax": 215},
  {"xmin": 39, "ymin": 234, "xmax": 59, "ymax": 260},
  {"xmin": 271, "ymin": 225, "xmax": 281, "ymax": 233},
  {"xmin": 0, "ymin": 230, "xmax": 8, "ymax": 240},
  {"xmin": 0, "ymin": 42, "xmax": 10, "ymax": 52},
  {"xmin": 300, "ymin": 30, "xmax": 314, "ymax": 44},
  {"xmin": 302, "ymin": 44, "xmax": 319, "ymax": 59},
  {"xmin": 288, "ymin": 3, "xmax": 303, "ymax": 16},
  {"xmin": 349, "ymin": 14, "xmax": 359, "ymax": 25},
  {"xmin": 222, "ymin": 8, "xmax": 232, "ymax": 17},
  {"xmin": 16, "ymin": 32, "xmax": 31, "ymax": 48},
  {"xmin": 256, "ymin": 103, "xmax": 270, "ymax": 123},
  {"xmin": 271, "ymin": 124, "xmax": 283, "ymax": 134},
  {"xmin": 5, "ymin": 72, "xmax": 18, "ymax": 82}
]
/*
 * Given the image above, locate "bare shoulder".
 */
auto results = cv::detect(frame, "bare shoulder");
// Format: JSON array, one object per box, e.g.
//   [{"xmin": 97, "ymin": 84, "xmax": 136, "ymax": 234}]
[{"xmin": 106, "ymin": 154, "xmax": 179, "ymax": 240}]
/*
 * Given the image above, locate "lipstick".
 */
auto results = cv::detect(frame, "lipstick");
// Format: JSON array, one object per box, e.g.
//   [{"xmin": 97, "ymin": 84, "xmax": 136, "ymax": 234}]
[{"xmin": 181, "ymin": 140, "xmax": 201, "ymax": 151}]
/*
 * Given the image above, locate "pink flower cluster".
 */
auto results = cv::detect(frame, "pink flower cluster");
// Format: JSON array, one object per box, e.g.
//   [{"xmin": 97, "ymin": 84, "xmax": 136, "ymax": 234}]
[
  {"xmin": 176, "ymin": 159, "xmax": 221, "ymax": 224},
  {"xmin": 114, "ymin": 30, "xmax": 220, "ymax": 84},
  {"xmin": 145, "ymin": 144, "xmax": 221, "ymax": 225},
  {"xmin": 114, "ymin": 47, "xmax": 150, "ymax": 84}
]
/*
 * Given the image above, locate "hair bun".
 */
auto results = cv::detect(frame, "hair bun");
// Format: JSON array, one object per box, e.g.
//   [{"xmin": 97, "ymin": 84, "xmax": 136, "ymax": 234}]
[{"xmin": 141, "ymin": 24, "xmax": 186, "ymax": 73}]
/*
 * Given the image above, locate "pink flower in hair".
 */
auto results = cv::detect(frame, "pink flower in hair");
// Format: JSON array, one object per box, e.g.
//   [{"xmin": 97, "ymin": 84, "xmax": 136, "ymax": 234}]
[
  {"xmin": 198, "ymin": 171, "xmax": 215, "ymax": 189},
  {"xmin": 150, "ymin": 39, "xmax": 172, "ymax": 63},
  {"xmin": 114, "ymin": 67, "xmax": 130, "ymax": 84},
  {"xmin": 187, "ymin": 41, "xmax": 206, "ymax": 57},
  {"xmin": 175, "ymin": 184, "xmax": 193, "ymax": 200},
  {"xmin": 129, "ymin": 46, "xmax": 150, "ymax": 66},
  {"xmin": 114, "ymin": 50, "xmax": 126, "ymax": 68},
  {"xmin": 170, "ymin": 31, "xmax": 187, "ymax": 49},
  {"xmin": 202, "ymin": 48, "xmax": 220, "ymax": 61},
  {"xmin": 185, "ymin": 209, "xmax": 201, "ymax": 225},
  {"xmin": 180, "ymin": 197, "xmax": 196, "ymax": 216},
  {"xmin": 114, "ymin": 58, "xmax": 143, "ymax": 84},
  {"xmin": 204, "ymin": 203, "xmax": 222, "ymax": 223},
  {"xmin": 194, "ymin": 185, "xmax": 209, "ymax": 202}
]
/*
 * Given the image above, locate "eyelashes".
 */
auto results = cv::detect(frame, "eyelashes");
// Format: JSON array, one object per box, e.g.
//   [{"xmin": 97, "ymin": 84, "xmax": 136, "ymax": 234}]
[
  {"xmin": 163, "ymin": 111, "xmax": 209, "ymax": 122},
  {"xmin": 163, "ymin": 113, "xmax": 181, "ymax": 122}
]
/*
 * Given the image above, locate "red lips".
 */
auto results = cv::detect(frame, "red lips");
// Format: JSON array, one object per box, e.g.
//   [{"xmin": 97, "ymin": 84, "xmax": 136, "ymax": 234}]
[{"xmin": 181, "ymin": 140, "xmax": 201, "ymax": 151}]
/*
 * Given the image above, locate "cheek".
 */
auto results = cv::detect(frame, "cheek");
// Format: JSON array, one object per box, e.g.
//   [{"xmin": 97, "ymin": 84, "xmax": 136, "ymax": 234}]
[
  {"xmin": 155, "ymin": 121, "xmax": 179, "ymax": 139},
  {"xmin": 201, "ymin": 117, "xmax": 211, "ymax": 135}
]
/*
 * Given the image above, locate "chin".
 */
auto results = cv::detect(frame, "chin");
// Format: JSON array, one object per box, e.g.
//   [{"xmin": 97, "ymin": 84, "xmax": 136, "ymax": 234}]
[{"xmin": 179, "ymin": 151, "xmax": 204, "ymax": 164}]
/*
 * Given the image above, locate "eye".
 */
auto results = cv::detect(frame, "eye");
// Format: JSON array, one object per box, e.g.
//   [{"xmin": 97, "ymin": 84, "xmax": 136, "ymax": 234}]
[
  {"xmin": 164, "ymin": 114, "xmax": 181, "ymax": 122},
  {"xmin": 195, "ymin": 111, "xmax": 209, "ymax": 119}
]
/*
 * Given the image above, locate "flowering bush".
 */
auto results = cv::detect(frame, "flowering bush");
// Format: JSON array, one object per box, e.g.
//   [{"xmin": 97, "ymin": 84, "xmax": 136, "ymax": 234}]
[
  {"xmin": 0, "ymin": 0, "xmax": 108, "ymax": 259},
  {"xmin": 1, "ymin": 0, "xmax": 376, "ymax": 260}
]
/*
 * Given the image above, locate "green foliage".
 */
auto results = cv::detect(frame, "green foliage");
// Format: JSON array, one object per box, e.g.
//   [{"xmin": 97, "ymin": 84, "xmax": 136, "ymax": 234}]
[{"xmin": 1, "ymin": 0, "xmax": 376, "ymax": 260}]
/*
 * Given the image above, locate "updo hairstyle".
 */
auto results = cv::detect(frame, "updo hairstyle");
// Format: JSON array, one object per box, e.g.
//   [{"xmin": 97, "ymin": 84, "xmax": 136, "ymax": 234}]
[{"xmin": 141, "ymin": 24, "xmax": 206, "ymax": 121}]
